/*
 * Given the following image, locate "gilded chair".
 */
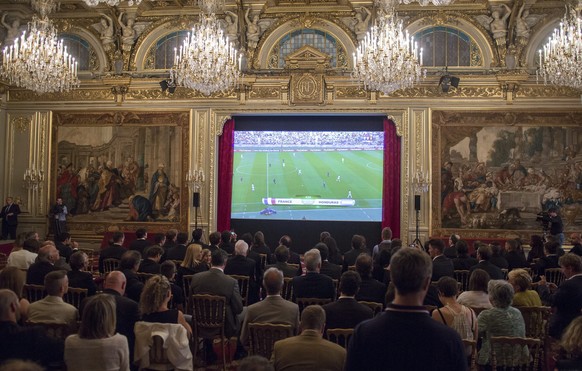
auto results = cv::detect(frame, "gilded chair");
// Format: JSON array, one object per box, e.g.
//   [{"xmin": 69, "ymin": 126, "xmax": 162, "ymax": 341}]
[
  {"xmin": 248, "ymin": 322, "xmax": 293, "ymax": 359},
  {"xmin": 281, "ymin": 277, "xmax": 293, "ymax": 301},
  {"xmin": 64, "ymin": 287, "xmax": 88, "ymax": 310},
  {"xmin": 490, "ymin": 336, "xmax": 543, "ymax": 371},
  {"xmin": 190, "ymin": 294, "xmax": 229, "ymax": 370},
  {"xmin": 23, "ymin": 284, "xmax": 46, "ymax": 303},
  {"xmin": 182, "ymin": 274, "xmax": 194, "ymax": 315},
  {"xmin": 515, "ymin": 306, "xmax": 551, "ymax": 340},
  {"xmin": 358, "ymin": 301, "xmax": 383, "ymax": 317},
  {"xmin": 326, "ymin": 328, "xmax": 354, "ymax": 348},
  {"xmin": 296, "ymin": 298, "xmax": 332, "ymax": 313},
  {"xmin": 227, "ymin": 274, "xmax": 250, "ymax": 306},
  {"xmin": 137, "ymin": 272, "xmax": 156, "ymax": 284},
  {"xmin": 258, "ymin": 254, "xmax": 268, "ymax": 271},
  {"xmin": 463, "ymin": 339, "xmax": 477, "ymax": 371},
  {"xmin": 454, "ymin": 270, "xmax": 471, "ymax": 292},
  {"xmin": 102, "ymin": 258, "xmax": 120, "ymax": 274},
  {"xmin": 544, "ymin": 268, "xmax": 565, "ymax": 287}
]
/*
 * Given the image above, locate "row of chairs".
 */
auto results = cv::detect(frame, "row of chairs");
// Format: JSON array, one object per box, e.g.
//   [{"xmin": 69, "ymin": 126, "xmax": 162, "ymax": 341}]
[
  {"xmin": 452, "ymin": 268, "xmax": 565, "ymax": 293},
  {"xmin": 23, "ymin": 284, "xmax": 88, "ymax": 310}
]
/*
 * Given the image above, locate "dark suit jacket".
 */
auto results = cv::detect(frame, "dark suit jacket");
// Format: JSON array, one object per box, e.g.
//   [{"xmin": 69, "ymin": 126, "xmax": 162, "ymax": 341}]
[
  {"xmin": 291, "ymin": 272, "xmax": 335, "ymax": 301},
  {"xmin": 165, "ymin": 244, "xmax": 188, "ymax": 261},
  {"xmin": 320, "ymin": 261, "xmax": 342, "ymax": 280},
  {"xmin": 67, "ymin": 269, "xmax": 97, "ymax": 296},
  {"xmin": 189, "ymin": 268, "xmax": 243, "ymax": 337},
  {"xmin": 219, "ymin": 242, "xmax": 235, "ymax": 255},
  {"xmin": 443, "ymin": 246, "xmax": 458, "ymax": 259},
  {"xmin": 469, "ymin": 260, "xmax": 504, "ymax": 280},
  {"xmin": 356, "ymin": 277, "xmax": 387, "ymax": 305},
  {"xmin": 98, "ymin": 244, "xmax": 126, "ymax": 273},
  {"xmin": 535, "ymin": 255, "xmax": 560, "ymax": 275},
  {"xmin": 55, "ymin": 241, "xmax": 74, "ymax": 262},
  {"xmin": 128, "ymin": 239, "xmax": 151, "ymax": 256},
  {"xmin": 225, "ymin": 255, "xmax": 259, "ymax": 304},
  {"xmin": 453, "ymin": 256, "xmax": 478, "ymax": 271},
  {"xmin": 343, "ymin": 249, "xmax": 371, "ymax": 271},
  {"xmin": 539, "ymin": 275, "xmax": 582, "ymax": 338},
  {"xmin": 432, "ymin": 255, "xmax": 455, "ymax": 281},
  {"xmin": 490, "ymin": 256, "xmax": 509, "ymax": 269},
  {"xmin": 0, "ymin": 203, "xmax": 20, "ymax": 225},
  {"xmin": 26, "ymin": 261, "xmax": 57, "ymax": 285},
  {"xmin": 121, "ymin": 269, "xmax": 144, "ymax": 303},
  {"xmin": 505, "ymin": 251, "xmax": 528, "ymax": 271},
  {"xmin": 323, "ymin": 297, "xmax": 373, "ymax": 330},
  {"xmin": 266, "ymin": 262, "xmax": 298, "ymax": 278},
  {"xmin": 139, "ymin": 259, "xmax": 161, "ymax": 274}
]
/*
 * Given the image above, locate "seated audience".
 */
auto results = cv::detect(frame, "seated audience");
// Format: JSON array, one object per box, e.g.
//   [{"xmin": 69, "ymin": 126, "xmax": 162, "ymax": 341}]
[
  {"xmin": 200, "ymin": 248, "xmax": 212, "ymax": 268},
  {"xmin": 55, "ymin": 233, "xmax": 77, "ymax": 263},
  {"xmin": 504, "ymin": 239, "xmax": 528, "ymax": 271},
  {"xmin": 240, "ymin": 267, "xmax": 299, "ymax": 347},
  {"xmin": 177, "ymin": 243, "xmax": 208, "ymax": 286},
  {"xmin": 251, "ymin": 231, "xmax": 271, "ymax": 256},
  {"xmin": 372, "ymin": 241, "xmax": 392, "ymax": 283},
  {"xmin": 291, "ymin": 248, "xmax": 335, "ymax": 302},
  {"xmin": 342, "ymin": 235, "xmax": 370, "ymax": 271},
  {"xmin": 556, "ymin": 316, "xmax": 582, "ymax": 370},
  {"xmin": 163, "ymin": 229, "xmax": 178, "ymax": 251},
  {"xmin": 64, "ymin": 294, "xmax": 129, "ymax": 371},
  {"xmin": 323, "ymin": 271, "xmax": 373, "ymax": 330},
  {"xmin": 489, "ymin": 242, "xmax": 509, "ymax": 269},
  {"xmin": 7, "ymin": 238, "xmax": 38, "ymax": 270},
  {"xmin": 569, "ymin": 233, "xmax": 582, "ymax": 257},
  {"xmin": 346, "ymin": 248, "xmax": 466, "ymax": 370},
  {"xmin": 323, "ymin": 236, "xmax": 343, "ymax": 265},
  {"xmin": 428, "ymin": 239, "xmax": 455, "ymax": 281},
  {"xmin": 535, "ymin": 241, "xmax": 561, "ymax": 276},
  {"xmin": 67, "ymin": 251, "xmax": 97, "ymax": 296},
  {"xmin": 128, "ymin": 228, "xmax": 150, "ymax": 256},
  {"xmin": 0, "ymin": 267, "xmax": 29, "ymax": 322},
  {"xmin": 219, "ymin": 230, "xmax": 235, "ymax": 255},
  {"xmin": 507, "ymin": 268, "xmax": 541, "ymax": 307},
  {"xmin": 354, "ymin": 253, "xmax": 386, "ymax": 305},
  {"xmin": 160, "ymin": 260, "xmax": 185, "ymax": 312},
  {"xmin": 207, "ymin": 231, "xmax": 221, "ymax": 253},
  {"xmin": 279, "ymin": 235, "xmax": 301, "ymax": 264},
  {"xmin": 432, "ymin": 276, "xmax": 477, "ymax": 354},
  {"xmin": 138, "ymin": 245, "xmax": 163, "ymax": 274},
  {"xmin": 444, "ymin": 234, "xmax": 460, "ymax": 259},
  {"xmin": 98, "ymin": 231, "xmax": 126, "ymax": 274},
  {"xmin": 316, "ymin": 243, "xmax": 342, "ymax": 280},
  {"xmin": 0, "ymin": 289, "xmax": 64, "ymax": 367},
  {"xmin": 371, "ymin": 227, "xmax": 392, "ymax": 259},
  {"xmin": 477, "ymin": 280, "xmax": 527, "ymax": 367},
  {"xmin": 165, "ymin": 232, "xmax": 189, "ymax": 261},
  {"xmin": 225, "ymin": 240, "xmax": 260, "ymax": 304},
  {"xmin": 457, "ymin": 269, "xmax": 492, "ymax": 309},
  {"xmin": 469, "ymin": 244, "xmax": 504, "ymax": 280},
  {"xmin": 271, "ymin": 305, "xmax": 346, "ymax": 371},
  {"xmin": 527, "ymin": 235, "xmax": 545, "ymax": 263},
  {"xmin": 27, "ymin": 270, "xmax": 78, "ymax": 327},
  {"xmin": 452, "ymin": 240, "xmax": 478, "ymax": 271},
  {"xmin": 265, "ymin": 245, "xmax": 298, "ymax": 278},
  {"xmin": 119, "ymin": 250, "xmax": 144, "ymax": 303},
  {"xmin": 26, "ymin": 244, "xmax": 60, "ymax": 285}
]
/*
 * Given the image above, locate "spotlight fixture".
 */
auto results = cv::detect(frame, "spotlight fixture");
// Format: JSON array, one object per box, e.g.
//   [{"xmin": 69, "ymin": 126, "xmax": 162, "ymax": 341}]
[{"xmin": 438, "ymin": 67, "xmax": 460, "ymax": 93}]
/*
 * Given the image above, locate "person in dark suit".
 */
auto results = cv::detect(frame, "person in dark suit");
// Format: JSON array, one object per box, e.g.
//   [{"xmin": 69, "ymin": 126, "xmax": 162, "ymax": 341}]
[
  {"xmin": 119, "ymin": 250, "xmax": 144, "ymax": 303},
  {"xmin": 323, "ymin": 271, "xmax": 373, "ymax": 331},
  {"xmin": 568, "ymin": 233, "xmax": 582, "ymax": 256},
  {"xmin": 428, "ymin": 239, "xmax": 455, "ymax": 281},
  {"xmin": 291, "ymin": 248, "xmax": 335, "ymax": 301},
  {"xmin": 535, "ymin": 241, "xmax": 561, "ymax": 276},
  {"xmin": 453, "ymin": 240, "xmax": 478, "ymax": 270},
  {"xmin": 55, "ymin": 232, "xmax": 78, "ymax": 263},
  {"xmin": 355, "ymin": 254, "xmax": 386, "ymax": 305},
  {"xmin": 190, "ymin": 249, "xmax": 243, "ymax": 338},
  {"xmin": 129, "ymin": 228, "xmax": 151, "ymax": 256},
  {"xmin": 537, "ymin": 254, "xmax": 582, "ymax": 338},
  {"xmin": 346, "ymin": 248, "xmax": 467, "ymax": 371},
  {"xmin": 504, "ymin": 239, "xmax": 528, "ymax": 271},
  {"xmin": 139, "ymin": 245, "xmax": 163, "ymax": 274},
  {"xmin": 265, "ymin": 245, "xmax": 298, "ymax": 278},
  {"xmin": 26, "ymin": 244, "xmax": 60, "ymax": 285},
  {"xmin": 99, "ymin": 231, "xmax": 127, "ymax": 274},
  {"xmin": 271, "ymin": 305, "xmax": 346, "ymax": 371},
  {"xmin": 188, "ymin": 228, "xmax": 209, "ymax": 249},
  {"xmin": 469, "ymin": 244, "xmax": 504, "ymax": 280},
  {"xmin": 279, "ymin": 235, "xmax": 301, "ymax": 264},
  {"xmin": 490, "ymin": 242, "xmax": 509, "ymax": 269},
  {"xmin": 343, "ymin": 235, "xmax": 371, "ymax": 271},
  {"xmin": 165, "ymin": 232, "xmax": 189, "ymax": 261},
  {"xmin": 207, "ymin": 231, "xmax": 221, "ymax": 253},
  {"xmin": 316, "ymin": 243, "xmax": 342, "ymax": 280},
  {"xmin": 224, "ymin": 240, "xmax": 259, "ymax": 304},
  {"xmin": 0, "ymin": 197, "xmax": 21, "ymax": 240},
  {"xmin": 162, "ymin": 229, "xmax": 178, "ymax": 252},
  {"xmin": 67, "ymin": 251, "xmax": 97, "ymax": 296},
  {"xmin": 444, "ymin": 234, "xmax": 460, "ymax": 258}
]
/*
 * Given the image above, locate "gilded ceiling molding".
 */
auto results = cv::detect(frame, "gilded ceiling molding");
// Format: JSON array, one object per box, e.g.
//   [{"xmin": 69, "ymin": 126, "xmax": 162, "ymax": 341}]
[
  {"xmin": 9, "ymin": 89, "xmax": 115, "ymax": 102},
  {"xmin": 387, "ymin": 114, "xmax": 403, "ymax": 137},
  {"xmin": 385, "ymin": 86, "xmax": 503, "ymax": 98},
  {"xmin": 10, "ymin": 115, "xmax": 32, "ymax": 133},
  {"xmin": 213, "ymin": 115, "xmax": 233, "ymax": 137},
  {"xmin": 335, "ymin": 87, "xmax": 367, "ymax": 99},
  {"xmin": 53, "ymin": 111, "xmax": 189, "ymax": 127}
]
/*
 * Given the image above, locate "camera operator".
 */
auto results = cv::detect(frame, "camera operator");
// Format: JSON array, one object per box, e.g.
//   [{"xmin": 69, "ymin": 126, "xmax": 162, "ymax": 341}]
[
  {"xmin": 547, "ymin": 207, "xmax": 565, "ymax": 245},
  {"xmin": 51, "ymin": 197, "xmax": 68, "ymax": 237}
]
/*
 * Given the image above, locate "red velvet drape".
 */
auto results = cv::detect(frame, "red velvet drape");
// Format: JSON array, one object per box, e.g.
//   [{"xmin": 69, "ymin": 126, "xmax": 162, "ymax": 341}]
[
  {"xmin": 217, "ymin": 118, "xmax": 235, "ymax": 232},
  {"xmin": 382, "ymin": 118, "xmax": 401, "ymax": 238}
]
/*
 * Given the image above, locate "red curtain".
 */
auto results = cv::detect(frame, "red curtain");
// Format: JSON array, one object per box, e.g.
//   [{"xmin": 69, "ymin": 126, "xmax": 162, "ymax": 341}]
[
  {"xmin": 382, "ymin": 118, "xmax": 401, "ymax": 237},
  {"xmin": 217, "ymin": 118, "xmax": 235, "ymax": 232}
]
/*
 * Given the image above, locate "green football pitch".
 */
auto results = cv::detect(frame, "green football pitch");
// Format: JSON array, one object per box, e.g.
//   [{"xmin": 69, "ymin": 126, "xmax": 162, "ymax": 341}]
[{"xmin": 231, "ymin": 150, "xmax": 383, "ymax": 221}]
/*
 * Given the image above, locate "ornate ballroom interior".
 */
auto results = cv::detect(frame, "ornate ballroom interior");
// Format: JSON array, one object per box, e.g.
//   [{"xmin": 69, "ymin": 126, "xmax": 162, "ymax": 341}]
[{"xmin": 0, "ymin": 0, "xmax": 580, "ymax": 245}]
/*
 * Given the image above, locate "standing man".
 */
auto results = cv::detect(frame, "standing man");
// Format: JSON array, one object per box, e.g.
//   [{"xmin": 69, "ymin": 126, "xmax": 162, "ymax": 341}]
[
  {"xmin": 548, "ymin": 207, "xmax": 565, "ymax": 246},
  {"xmin": 51, "ymin": 197, "xmax": 68, "ymax": 237},
  {"xmin": 0, "ymin": 197, "xmax": 20, "ymax": 240}
]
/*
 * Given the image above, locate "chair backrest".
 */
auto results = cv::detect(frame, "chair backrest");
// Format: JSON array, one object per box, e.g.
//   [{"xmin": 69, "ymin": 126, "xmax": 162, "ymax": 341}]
[
  {"xmin": 296, "ymin": 297, "xmax": 332, "ymax": 313},
  {"xmin": 248, "ymin": 322, "xmax": 293, "ymax": 359},
  {"xmin": 287, "ymin": 263, "xmax": 299, "ymax": 271},
  {"xmin": 191, "ymin": 294, "xmax": 226, "ymax": 334},
  {"xmin": 332, "ymin": 279, "xmax": 339, "ymax": 299},
  {"xmin": 149, "ymin": 335, "xmax": 172, "ymax": 367},
  {"xmin": 514, "ymin": 306, "xmax": 551, "ymax": 340},
  {"xmin": 454, "ymin": 270, "xmax": 471, "ymax": 292},
  {"xmin": 258, "ymin": 254, "xmax": 268, "ymax": 271},
  {"xmin": 136, "ymin": 272, "xmax": 156, "ymax": 284},
  {"xmin": 544, "ymin": 268, "xmax": 565, "ymax": 287},
  {"xmin": 102, "ymin": 258, "xmax": 120, "ymax": 274},
  {"xmin": 358, "ymin": 301, "xmax": 383, "ymax": 317},
  {"xmin": 0, "ymin": 252, "xmax": 7, "ymax": 270},
  {"xmin": 490, "ymin": 336, "xmax": 542, "ymax": 370},
  {"xmin": 326, "ymin": 328, "xmax": 354, "ymax": 348},
  {"xmin": 25, "ymin": 320, "xmax": 78, "ymax": 341},
  {"xmin": 282, "ymin": 277, "xmax": 293, "ymax": 301},
  {"xmin": 23, "ymin": 284, "xmax": 46, "ymax": 303},
  {"xmin": 228, "ymin": 274, "xmax": 250, "ymax": 306},
  {"xmin": 469, "ymin": 306, "xmax": 487, "ymax": 317},
  {"xmin": 64, "ymin": 287, "xmax": 88, "ymax": 310},
  {"xmin": 182, "ymin": 274, "xmax": 194, "ymax": 314},
  {"xmin": 463, "ymin": 339, "xmax": 477, "ymax": 371}
]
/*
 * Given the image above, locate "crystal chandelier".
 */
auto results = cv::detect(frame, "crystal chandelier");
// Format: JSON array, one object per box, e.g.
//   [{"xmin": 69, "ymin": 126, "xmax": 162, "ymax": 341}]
[
  {"xmin": 0, "ymin": 0, "xmax": 79, "ymax": 94},
  {"xmin": 23, "ymin": 166, "xmax": 45, "ymax": 191},
  {"xmin": 173, "ymin": 0, "xmax": 241, "ymax": 96},
  {"xmin": 400, "ymin": 0, "xmax": 454, "ymax": 6},
  {"xmin": 353, "ymin": 2, "xmax": 424, "ymax": 94},
  {"xmin": 538, "ymin": 5, "xmax": 582, "ymax": 90},
  {"xmin": 83, "ymin": 0, "xmax": 144, "ymax": 6}
]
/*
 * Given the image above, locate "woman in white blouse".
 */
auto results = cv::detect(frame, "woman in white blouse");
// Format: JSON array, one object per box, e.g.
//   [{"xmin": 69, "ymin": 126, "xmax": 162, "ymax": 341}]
[
  {"xmin": 457, "ymin": 269, "xmax": 493, "ymax": 309},
  {"xmin": 65, "ymin": 294, "xmax": 129, "ymax": 371}
]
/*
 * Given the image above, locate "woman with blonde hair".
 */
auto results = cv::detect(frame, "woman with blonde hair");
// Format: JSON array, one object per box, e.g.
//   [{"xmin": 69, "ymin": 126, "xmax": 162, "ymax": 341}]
[
  {"xmin": 177, "ymin": 243, "xmax": 207, "ymax": 288},
  {"xmin": 0, "ymin": 267, "xmax": 29, "ymax": 322},
  {"xmin": 200, "ymin": 248, "xmax": 212, "ymax": 268},
  {"xmin": 64, "ymin": 294, "xmax": 129, "ymax": 371},
  {"xmin": 139, "ymin": 275, "xmax": 192, "ymax": 335},
  {"xmin": 556, "ymin": 316, "xmax": 582, "ymax": 370},
  {"xmin": 508, "ymin": 268, "xmax": 541, "ymax": 307}
]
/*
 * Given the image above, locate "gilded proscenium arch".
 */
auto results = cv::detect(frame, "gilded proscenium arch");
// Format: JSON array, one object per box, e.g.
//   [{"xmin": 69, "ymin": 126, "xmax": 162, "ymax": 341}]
[
  {"xmin": 208, "ymin": 109, "xmax": 411, "ymax": 243},
  {"xmin": 255, "ymin": 17, "xmax": 357, "ymax": 70},
  {"xmin": 61, "ymin": 26, "xmax": 108, "ymax": 75},
  {"xmin": 524, "ymin": 17, "xmax": 560, "ymax": 70}
]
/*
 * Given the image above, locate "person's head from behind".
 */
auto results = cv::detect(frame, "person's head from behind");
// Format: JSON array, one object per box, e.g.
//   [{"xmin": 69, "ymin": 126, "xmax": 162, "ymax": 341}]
[
  {"xmin": 253, "ymin": 231, "xmax": 266, "ymax": 246},
  {"xmin": 488, "ymin": 280, "xmax": 514, "ymax": 309},
  {"xmin": 505, "ymin": 239, "xmax": 519, "ymax": 252},
  {"xmin": 469, "ymin": 269, "xmax": 490, "ymax": 292},
  {"xmin": 390, "ymin": 248, "xmax": 432, "ymax": 297},
  {"xmin": 300, "ymin": 305, "xmax": 326, "ymax": 334},
  {"xmin": 211, "ymin": 249, "xmax": 228, "ymax": 268},
  {"xmin": 79, "ymin": 294, "xmax": 116, "ymax": 339},
  {"xmin": 135, "ymin": 228, "xmax": 147, "ymax": 239},
  {"xmin": 262, "ymin": 267, "xmax": 284, "ymax": 296},
  {"xmin": 545, "ymin": 241, "xmax": 560, "ymax": 255},
  {"xmin": 274, "ymin": 245, "xmax": 289, "ymax": 263},
  {"xmin": 351, "ymin": 234, "xmax": 365, "ymax": 250},
  {"xmin": 145, "ymin": 245, "xmax": 164, "ymax": 262},
  {"xmin": 69, "ymin": 251, "xmax": 88, "ymax": 271},
  {"xmin": 561, "ymin": 316, "xmax": 582, "ymax": 356},
  {"xmin": 303, "ymin": 248, "xmax": 321, "ymax": 273},
  {"xmin": 103, "ymin": 271, "xmax": 127, "ymax": 295},
  {"xmin": 0, "ymin": 267, "xmax": 26, "ymax": 297},
  {"xmin": 436, "ymin": 276, "xmax": 458, "ymax": 300},
  {"xmin": 279, "ymin": 235, "xmax": 292, "ymax": 248},
  {"xmin": 0, "ymin": 289, "xmax": 20, "ymax": 323},
  {"xmin": 240, "ymin": 233, "xmax": 253, "ymax": 246},
  {"xmin": 381, "ymin": 227, "xmax": 392, "ymax": 241},
  {"xmin": 0, "ymin": 359, "xmax": 44, "ymax": 371},
  {"xmin": 559, "ymin": 253, "xmax": 582, "ymax": 278},
  {"xmin": 166, "ymin": 229, "xmax": 178, "ymax": 242},
  {"xmin": 477, "ymin": 244, "xmax": 493, "ymax": 261},
  {"xmin": 22, "ymin": 238, "xmax": 40, "ymax": 253},
  {"xmin": 139, "ymin": 275, "xmax": 171, "ymax": 315},
  {"xmin": 191, "ymin": 229, "xmax": 203, "ymax": 242},
  {"xmin": 57, "ymin": 232, "xmax": 71, "ymax": 244},
  {"xmin": 209, "ymin": 231, "xmax": 221, "ymax": 246},
  {"xmin": 315, "ymin": 242, "xmax": 329, "ymax": 261},
  {"xmin": 339, "ymin": 271, "xmax": 361, "ymax": 297},
  {"xmin": 177, "ymin": 232, "xmax": 189, "ymax": 245},
  {"xmin": 319, "ymin": 231, "xmax": 330, "ymax": 242},
  {"xmin": 235, "ymin": 240, "xmax": 249, "ymax": 257},
  {"xmin": 428, "ymin": 238, "xmax": 445, "ymax": 258},
  {"xmin": 120, "ymin": 250, "xmax": 141, "ymax": 271},
  {"xmin": 507, "ymin": 268, "xmax": 532, "ymax": 293},
  {"xmin": 154, "ymin": 233, "xmax": 166, "ymax": 246},
  {"xmin": 161, "ymin": 260, "xmax": 176, "ymax": 280},
  {"xmin": 112, "ymin": 231, "xmax": 124, "ymax": 244},
  {"xmin": 221, "ymin": 231, "xmax": 232, "ymax": 244},
  {"xmin": 38, "ymin": 244, "xmax": 59, "ymax": 264},
  {"xmin": 455, "ymin": 240, "xmax": 469, "ymax": 256},
  {"xmin": 45, "ymin": 270, "xmax": 68, "ymax": 297},
  {"xmin": 355, "ymin": 253, "xmax": 373, "ymax": 278},
  {"xmin": 491, "ymin": 242, "xmax": 503, "ymax": 257}
]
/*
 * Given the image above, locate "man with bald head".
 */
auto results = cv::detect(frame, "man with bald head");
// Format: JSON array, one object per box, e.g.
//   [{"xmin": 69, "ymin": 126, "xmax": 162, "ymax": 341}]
[
  {"xmin": 26, "ymin": 244, "xmax": 60, "ymax": 285},
  {"xmin": 0, "ymin": 289, "xmax": 64, "ymax": 367},
  {"xmin": 240, "ymin": 267, "xmax": 300, "ymax": 346}
]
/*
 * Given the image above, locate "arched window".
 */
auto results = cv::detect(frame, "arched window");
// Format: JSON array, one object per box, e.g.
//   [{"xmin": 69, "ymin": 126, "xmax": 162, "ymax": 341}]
[
  {"xmin": 145, "ymin": 31, "xmax": 190, "ymax": 70},
  {"xmin": 267, "ymin": 28, "xmax": 348, "ymax": 69},
  {"xmin": 60, "ymin": 34, "xmax": 94, "ymax": 71},
  {"xmin": 413, "ymin": 26, "xmax": 482, "ymax": 67}
]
